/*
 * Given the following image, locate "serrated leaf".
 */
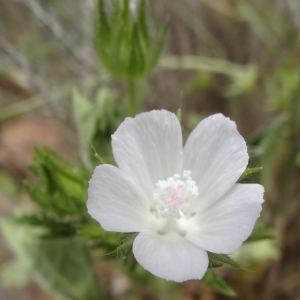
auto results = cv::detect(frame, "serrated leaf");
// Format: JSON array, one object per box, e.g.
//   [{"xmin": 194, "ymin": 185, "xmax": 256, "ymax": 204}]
[
  {"xmin": 202, "ymin": 271, "xmax": 236, "ymax": 297},
  {"xmin": 208, "ymin": 252, "xmax": 240, "ymax": 269},
  {"xmin": 237, "ymin": 167, "xmax": 263, "ymax": 182},
  {"xmin": 25, "ymin": 147, "xmax": 88, "ymax": 218}
]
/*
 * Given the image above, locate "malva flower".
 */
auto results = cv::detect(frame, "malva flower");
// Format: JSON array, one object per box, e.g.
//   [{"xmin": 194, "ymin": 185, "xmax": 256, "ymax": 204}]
[{"xmin": 87, "ymin": 110, "xmax": 264, "ymax": 282}]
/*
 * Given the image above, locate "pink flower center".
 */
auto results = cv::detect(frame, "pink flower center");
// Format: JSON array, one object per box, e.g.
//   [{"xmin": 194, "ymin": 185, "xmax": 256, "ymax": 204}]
[{"xmin": 153, "ymin": 171, "xmax": 198, "ymax": 218}]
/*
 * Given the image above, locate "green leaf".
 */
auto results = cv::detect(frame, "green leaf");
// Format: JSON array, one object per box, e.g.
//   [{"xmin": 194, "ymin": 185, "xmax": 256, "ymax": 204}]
[
  {"xmin": 24, "ymin": 182, "xmax": 47, "ymax": 209},
  {"xmin": 16, "ymin": 215, "xmax": 78, "ymax": 238},
  {"xmin": 1, "ymin": 220, "xmax": 106, "ymax": 300},
  {"xmin": 23, "ymin": 147, "xmax": 90, "ymax": 233},
  {"xmin": 0, "ymin": 259, "xmax": 30, "ymax": 287},
  {"xmin": 25, "ymin": 147, "xmax": 88, "ymax": 217},
  {"xmin": 0, "ymin": 171, "xmax": 19, "ymax": 198},
  {"xmin": 202, "ymin": 271, "xmax": 236, "ymax": 297},
  {"xmin": 237, "ymin": 167, "xmax": 263, "ymax": 182},
  {"xmin": 72, "ymin": 89, "xmax": 97, "ymax": 154},
  {"xmin": 95, "ymin": 88, "xmax": 118, "ymax": 129},
  {"xmin": 208, "ymin": 252, "xmax": 240, "ymax": 269}
]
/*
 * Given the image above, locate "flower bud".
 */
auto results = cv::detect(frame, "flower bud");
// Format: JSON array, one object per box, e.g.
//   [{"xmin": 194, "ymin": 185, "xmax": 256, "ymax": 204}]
[{"xmin": 94, "ymin": 0, "xmax": 169, "ymax": 80}]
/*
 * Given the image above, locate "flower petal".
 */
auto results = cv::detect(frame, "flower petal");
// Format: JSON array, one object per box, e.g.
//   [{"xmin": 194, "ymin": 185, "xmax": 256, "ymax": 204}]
[
  {"xmin": 133, "ymin": 231, "xmax": 208, "ymax": 282},
  {"xmin": 183, "ymin": 114, "xmax": 248, "ymax": 210},
  {"xmin": 112, "ymin": 110, "xmax": 183, "ymax": 201},
  {"xmin": 87, "ymin": 164, "xmax": 153, "ymax": 232},
  {"xmin": 185, "ymin": 184, "xmax": 264, "ymax": 254}
]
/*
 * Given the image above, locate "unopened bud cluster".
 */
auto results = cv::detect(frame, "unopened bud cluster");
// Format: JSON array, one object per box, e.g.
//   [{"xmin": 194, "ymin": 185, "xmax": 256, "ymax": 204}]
[{"xmin": 94, "ymin": 0, "xmax": 169, "ymax": 80}]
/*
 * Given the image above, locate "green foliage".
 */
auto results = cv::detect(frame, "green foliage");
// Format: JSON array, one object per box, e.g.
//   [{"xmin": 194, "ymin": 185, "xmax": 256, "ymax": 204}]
[
  {"xmin": 267, "ymin": 68, "xmax": 300, "ymax": 112},
  {"xmin": 94, "ymin": 232, "xmax": 139, "ymax": 265},
  {"xmin": 73, "ymin": 88, "xmax": 125, "ymax": 164},
  {"xmin": 21, "ymin": 147, "xmax": 91, "ymax": 237},
  {"xmin": 73, "ymin": 89, "xmax": 98, "ymax": 158},
  {"xmin": 0, "ymin": 259, "xmax": 30, "ymax": 288},
  {"xmin": 208, "ymin": 252, "xmax": 240, "ymax": 269},
  {"xmin": 5, "ymin": 0, "xmax": 300, "ymax": 298},
  {"xmin": 1, "ymin": 220, "xmax": 106, "ymax": 300},
  {"xmin": 94, "ymin": 0, "xmax": 169, "ymax": 80},
  {"xmin": 114, "ymin": 232, "xmax": 138, "ymax": 257},
  {"xmin": 78, "ymin": 223, "xmax": 120, "ymax": 254},
  {"xmin": 176, "ymin": 108, "xmax": 182, "ymax": 122},
  {"xmin": 0, "ymin": 171, "xmax": 19, "ymax": 198},
  {"xmin": 202, "ymin": 271, "xmax": 236, "ymax": 297},
  {"xmin": 238, "ymin": 167, "xmax": 263, "ymax": 182}
]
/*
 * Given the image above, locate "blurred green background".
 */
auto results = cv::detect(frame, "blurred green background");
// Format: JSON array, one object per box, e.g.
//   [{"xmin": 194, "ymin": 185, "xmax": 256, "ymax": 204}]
[{"xmin": 0, "ymin": 0, "xmax": 300, "ymax": 299}]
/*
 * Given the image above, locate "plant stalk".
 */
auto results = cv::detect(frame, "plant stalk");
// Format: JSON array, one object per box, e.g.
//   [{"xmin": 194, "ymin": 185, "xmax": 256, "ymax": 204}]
[{"xmin": 127, "ymin": 80, "xmax": 137, "ymax": 117}]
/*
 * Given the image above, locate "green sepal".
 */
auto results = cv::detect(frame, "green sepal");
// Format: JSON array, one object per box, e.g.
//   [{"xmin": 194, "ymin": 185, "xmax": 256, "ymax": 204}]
[
  {"xmin": 94, "ymin": 152, "xmax": 105, "ymax": 164},
  {"xmin": 128, "ymin": 21, "xmax": 145, "ymax": 77},
  {"xmin": 94, "ymin": 0, "xmax": 111, "ymax": 66},
  {"xmin": 176, "ymin": 108, "xmax": 182, "ymax": 122},
  {"xmin": 208, "ymin": 252, "xmax": 240, "ymax": 269},
  {"xmin": 238, "ymin": 167, "xmax": 263, "ymax": 182},
  {"xmin": 137, "ymin": 0, "xmax": 150, "ymax": 49},
  {"xmin": 117, "ymin": 233, "xmax": 138, "ymax": 252},
  {"xmin": 148, "ymin": 17, "xmax": 170, "ymax": 71},
  {"xmin": 202, "ymin": 270, "xmax": 236, "ymax": 297},
  {"xmin": 94, "ymin": 0, "xmax": 169, "ymax": 80},
  {"xmin": 108, "ymin": 232, "xmax": 138, "ymax": 258}
]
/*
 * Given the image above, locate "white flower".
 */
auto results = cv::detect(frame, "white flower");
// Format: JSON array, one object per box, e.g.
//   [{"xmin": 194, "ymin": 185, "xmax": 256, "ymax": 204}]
[{"xmin": 87, "ymin": 110, "xmax": 264, "ymax": 282}]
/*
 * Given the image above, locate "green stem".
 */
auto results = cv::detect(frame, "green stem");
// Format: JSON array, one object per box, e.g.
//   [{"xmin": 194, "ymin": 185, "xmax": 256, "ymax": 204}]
[{"xmin": 127, "ymin": 80, "xmax": 137, "ymax": 117}]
